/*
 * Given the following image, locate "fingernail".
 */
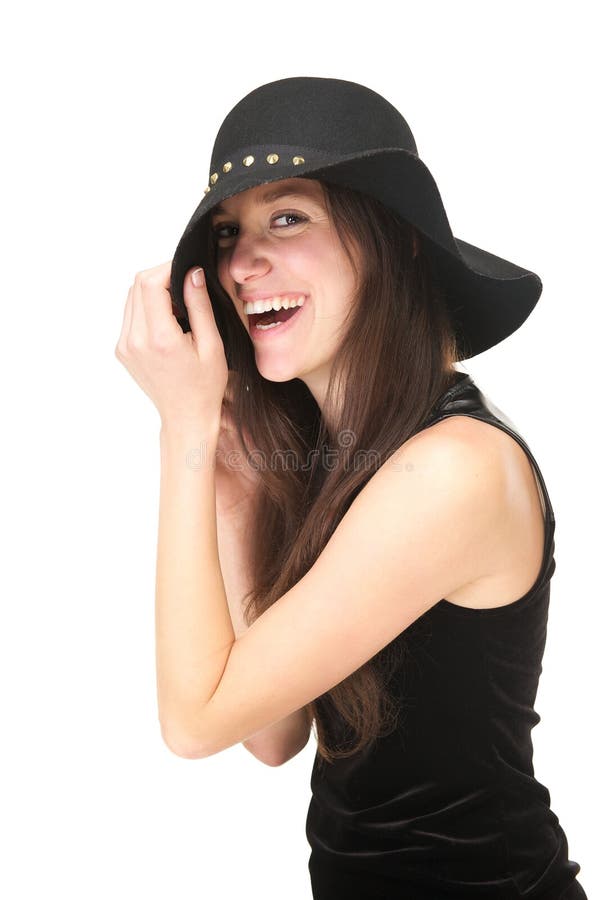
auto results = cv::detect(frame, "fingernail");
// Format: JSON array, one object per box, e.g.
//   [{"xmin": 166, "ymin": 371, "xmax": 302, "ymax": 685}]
[{"xmin": 191, "ymin": 267, "xmax": 204, "ymax": 287}]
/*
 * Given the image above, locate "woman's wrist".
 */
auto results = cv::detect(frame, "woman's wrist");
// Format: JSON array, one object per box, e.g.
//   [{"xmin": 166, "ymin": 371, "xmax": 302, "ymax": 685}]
[{"xmin": 160, "ymin": 417, "xmax": 221, "ymax": 448}]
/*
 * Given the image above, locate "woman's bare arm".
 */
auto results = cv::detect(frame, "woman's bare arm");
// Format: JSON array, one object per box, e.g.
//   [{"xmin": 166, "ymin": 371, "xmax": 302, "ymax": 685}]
[
  {"xmin": 213, "ymin": 372, "xmax": 312, "ymax": 765},
  {"xmin": 216, "ymin": 508, "xmax": 313, "ymax": 766}
]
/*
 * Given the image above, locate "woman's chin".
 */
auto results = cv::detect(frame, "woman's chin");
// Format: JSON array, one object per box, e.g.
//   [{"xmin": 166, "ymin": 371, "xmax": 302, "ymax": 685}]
[{"xmin": 255, "ymin": 358, "xmax": 302, "ymax": 383}]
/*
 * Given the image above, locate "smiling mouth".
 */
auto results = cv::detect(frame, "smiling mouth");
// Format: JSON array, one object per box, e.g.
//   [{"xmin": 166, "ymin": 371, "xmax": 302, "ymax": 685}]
[
  {"xmin": 250, "ymin": 304, "xmax": 302, "ymax": 327},
  {"xmin": 247, "ymin": 296, "xmax": 308, "ymax": 338}
]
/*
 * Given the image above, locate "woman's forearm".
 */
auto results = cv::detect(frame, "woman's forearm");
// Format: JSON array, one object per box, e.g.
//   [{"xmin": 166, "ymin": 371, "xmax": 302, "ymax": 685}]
[
  {"xmin": 155, "ymin": 420, "xmax": 235, "ymax": 755},
  {"xmin": 216, "ymin": 509, "xmax": 312, "ymax": 765}
]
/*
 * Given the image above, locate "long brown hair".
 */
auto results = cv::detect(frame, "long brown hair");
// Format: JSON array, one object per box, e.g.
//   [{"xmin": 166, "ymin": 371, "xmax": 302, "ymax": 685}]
[{"xmin": 200, "ymin": 178, "xmax": 462, "ymax": 766}]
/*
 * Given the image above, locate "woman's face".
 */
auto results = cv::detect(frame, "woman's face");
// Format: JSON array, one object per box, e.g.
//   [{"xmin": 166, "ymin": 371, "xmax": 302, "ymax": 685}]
[{"xmin": 209, "ymin": 177, "xmax": 358, "ymax": 404}]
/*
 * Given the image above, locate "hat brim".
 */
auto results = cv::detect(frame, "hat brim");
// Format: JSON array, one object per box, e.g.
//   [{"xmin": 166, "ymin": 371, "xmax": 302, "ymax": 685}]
[{"xmin": 169, "ymin": 148, "xmax": 542, "ymax": 360}]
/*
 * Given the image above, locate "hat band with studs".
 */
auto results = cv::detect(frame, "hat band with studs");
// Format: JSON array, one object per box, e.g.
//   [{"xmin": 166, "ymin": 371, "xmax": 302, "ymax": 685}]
[{"xmin": 201, "ymin": 143, "xmax": 341, "ymax": 200}]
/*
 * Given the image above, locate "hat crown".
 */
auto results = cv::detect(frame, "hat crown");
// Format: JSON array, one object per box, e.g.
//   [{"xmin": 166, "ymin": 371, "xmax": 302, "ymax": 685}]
[{"xmin": 210, "ymin": 76, "xmax": 418, "ymax": 170}]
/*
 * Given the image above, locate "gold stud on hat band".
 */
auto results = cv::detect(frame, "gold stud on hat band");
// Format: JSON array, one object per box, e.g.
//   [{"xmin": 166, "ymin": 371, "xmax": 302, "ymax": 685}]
[{"xmin": 202, "ymin": 151, "xmax": 306, "ymax": 196}]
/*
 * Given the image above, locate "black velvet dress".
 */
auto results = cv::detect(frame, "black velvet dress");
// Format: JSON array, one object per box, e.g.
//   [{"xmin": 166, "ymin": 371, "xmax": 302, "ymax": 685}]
[{"xmin": 306, "ymin": 373, "xmax": 587, "ymax": 899}]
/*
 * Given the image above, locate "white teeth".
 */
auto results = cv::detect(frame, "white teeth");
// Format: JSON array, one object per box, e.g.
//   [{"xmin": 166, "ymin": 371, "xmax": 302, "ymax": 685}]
[
  {"xmin": 255, "ymin": 321, "xmax": 284, "ymax": 331},
  {"xmin": 244, "ymin": 295, "xmax": 305, "ymax": 315}
]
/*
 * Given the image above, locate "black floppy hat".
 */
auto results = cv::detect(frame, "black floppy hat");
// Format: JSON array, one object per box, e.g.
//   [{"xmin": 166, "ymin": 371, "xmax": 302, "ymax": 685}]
[{"xmin": 169, "ymin": 76, "xmax": 542, "ymax": 362}]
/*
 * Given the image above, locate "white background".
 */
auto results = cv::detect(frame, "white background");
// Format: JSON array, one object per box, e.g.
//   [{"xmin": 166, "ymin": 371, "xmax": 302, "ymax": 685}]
[{"xmin": 1, "ymin": 1, "xmax": 596, "ymax": 897}]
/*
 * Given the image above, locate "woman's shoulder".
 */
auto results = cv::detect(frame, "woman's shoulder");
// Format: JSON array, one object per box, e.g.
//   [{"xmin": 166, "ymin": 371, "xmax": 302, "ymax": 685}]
[
  {"xmin": 388, "ymin": 413, "xmax": 546, "ymax": 609},
  {"xmin": 388, "ymin": 411, "xmax": 512, "ymax": 474},
  {"xmin": 393, "ymin": 412, "xmax": 539, "ymax": 518},
  {"xmin": 417, "ymin": 411, "xmax": 540, "ymax": 489}
]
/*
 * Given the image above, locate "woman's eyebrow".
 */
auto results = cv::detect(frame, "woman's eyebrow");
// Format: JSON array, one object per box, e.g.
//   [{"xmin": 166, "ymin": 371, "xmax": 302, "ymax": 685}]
[{"xmin": 210, "ymin": 186, "xmax": 318, "ymax": 218}]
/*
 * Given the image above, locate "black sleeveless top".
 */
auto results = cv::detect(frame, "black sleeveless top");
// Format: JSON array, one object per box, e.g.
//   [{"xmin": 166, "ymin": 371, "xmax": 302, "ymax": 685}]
[{"xmin": 305, "ymin": 373, "xmax": 587, "ymax": 900}]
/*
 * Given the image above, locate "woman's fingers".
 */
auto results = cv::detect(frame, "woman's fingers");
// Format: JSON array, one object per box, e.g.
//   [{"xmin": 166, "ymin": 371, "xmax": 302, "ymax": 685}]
[
  {"xmin": 138, "ymin": 261, "xmax": 179, "ymax": 345},
  {"xmin": 129, "ymin": 274, "xmax": 148, "ymax": 344},
  {"xmin": 115, "ymin": 284, "xmax": 134, "ymax": 359},
  {"xmin": 116, "ymin": 261, "xmax": 175, "ymax": 359}
]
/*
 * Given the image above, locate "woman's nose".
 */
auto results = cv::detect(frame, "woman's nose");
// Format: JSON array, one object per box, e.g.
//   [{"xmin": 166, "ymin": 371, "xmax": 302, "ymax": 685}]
[{"xmin": 225, "ymin": 231, "xmax": 272, "ymax": 282}]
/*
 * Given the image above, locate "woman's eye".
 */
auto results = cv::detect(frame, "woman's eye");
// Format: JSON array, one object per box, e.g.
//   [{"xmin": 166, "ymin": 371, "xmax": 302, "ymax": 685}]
[
  {"xmin": 272, "ymin": 212, "xmax": 306, "ymax": 228},
  {"xmin": 212, "ymin": 224, "xmax": 236, "ymax": 239},
  {"xmin": 212, "ymin": 212, "xmax": 306, "ymax": 241}
]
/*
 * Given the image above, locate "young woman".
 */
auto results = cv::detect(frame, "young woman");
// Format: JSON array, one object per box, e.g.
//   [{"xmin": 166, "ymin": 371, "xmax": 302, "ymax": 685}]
[{"xmin": 115, "ymin": 77, "xmax": 587, "ymax": 899}]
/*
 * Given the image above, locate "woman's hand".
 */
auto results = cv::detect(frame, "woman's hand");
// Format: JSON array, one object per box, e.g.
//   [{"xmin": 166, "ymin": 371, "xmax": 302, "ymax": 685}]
[
  {"xmin": 115, "ymin": 261, "xmax": 229, "ymax": 431},
  {"xmin": 215, "ymin": 371, "xmax": 262, "ymax": 521}
]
